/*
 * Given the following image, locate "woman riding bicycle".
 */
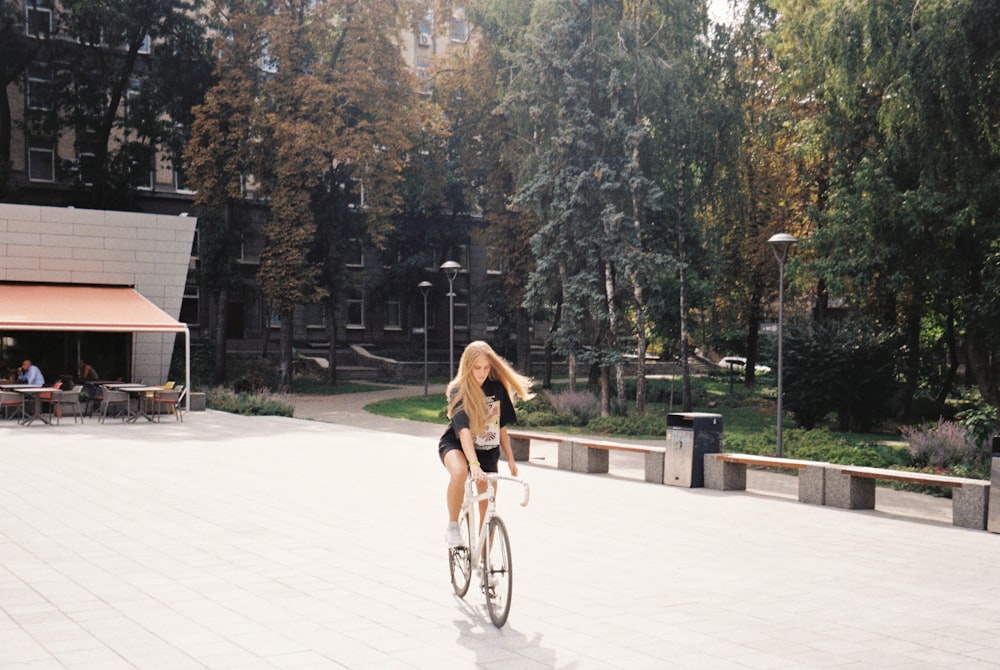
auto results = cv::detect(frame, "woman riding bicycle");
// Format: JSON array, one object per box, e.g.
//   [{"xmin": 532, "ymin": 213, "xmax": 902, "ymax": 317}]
[{"xmin": 439, "ymin": 341, "xmax": 533, "ymax": 547}]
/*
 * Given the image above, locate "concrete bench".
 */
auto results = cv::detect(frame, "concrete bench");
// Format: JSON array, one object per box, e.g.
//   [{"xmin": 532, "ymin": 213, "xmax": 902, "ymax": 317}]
[
  {"xmin": 827, "ymin": 465, "xmax": 990, "ymax": 530},
  {"xmin": 703, "ymin": 452, "xmax": 827, "ymax": 505},
  {"xmin": 507, "ymin": 430, "xmax": 665, "ymax": 483}
]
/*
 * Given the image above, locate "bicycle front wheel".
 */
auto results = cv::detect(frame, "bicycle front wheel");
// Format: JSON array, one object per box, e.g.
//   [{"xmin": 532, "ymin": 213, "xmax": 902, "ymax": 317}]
[
  {"xmin": 449, "ymin": 511, "xmax": 472, "ymax": 597},
  {"xmin": 484, "ymin": 516, "xmax": 513, "ymax": 627}
]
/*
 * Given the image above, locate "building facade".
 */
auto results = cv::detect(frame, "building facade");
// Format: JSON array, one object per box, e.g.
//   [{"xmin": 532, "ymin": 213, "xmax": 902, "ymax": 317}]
[{"xmin": 4, "ymin": 2, "xmax": 524, "ymax": 373}]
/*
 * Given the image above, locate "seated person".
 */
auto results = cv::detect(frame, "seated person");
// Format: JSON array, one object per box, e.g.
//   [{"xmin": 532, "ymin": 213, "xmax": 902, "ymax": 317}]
[
  {"xmin": 17, "ymin": 360, "xmax": 45, "ymax": 386},
  {"xmin": 79, "ymin": 359, "xmax": 99, "ymax": 382}
]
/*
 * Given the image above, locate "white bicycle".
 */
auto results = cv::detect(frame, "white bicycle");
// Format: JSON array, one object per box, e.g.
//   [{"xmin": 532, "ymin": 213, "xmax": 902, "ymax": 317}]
[{"xmin": 448, "ymin": 474, "xmax": 530, "ymax": 628}]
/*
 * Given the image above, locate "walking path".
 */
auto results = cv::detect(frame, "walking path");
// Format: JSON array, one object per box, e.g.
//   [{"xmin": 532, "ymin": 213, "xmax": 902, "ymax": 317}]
[{"xmin": 1, "ymin": 387, "xmax": 998, "ymax": 669}]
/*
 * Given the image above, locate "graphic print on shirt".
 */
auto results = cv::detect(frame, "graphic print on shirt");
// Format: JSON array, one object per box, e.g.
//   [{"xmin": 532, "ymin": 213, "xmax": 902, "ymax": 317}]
[{"xmin": 474, "ymin": 393, "xmax": 501, "ymax": 449}]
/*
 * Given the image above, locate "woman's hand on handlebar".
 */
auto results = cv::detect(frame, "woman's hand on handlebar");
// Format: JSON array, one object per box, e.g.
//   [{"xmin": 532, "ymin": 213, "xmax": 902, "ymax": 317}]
[{"xmin": 469, "ymin": 462, "xmax": 486, "ymax": 481}]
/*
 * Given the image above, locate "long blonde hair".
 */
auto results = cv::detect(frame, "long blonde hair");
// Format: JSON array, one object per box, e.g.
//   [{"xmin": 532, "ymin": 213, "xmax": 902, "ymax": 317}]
[{"xmin": 446, "ymin": 341, "xmax": 533, "ymax": 436}]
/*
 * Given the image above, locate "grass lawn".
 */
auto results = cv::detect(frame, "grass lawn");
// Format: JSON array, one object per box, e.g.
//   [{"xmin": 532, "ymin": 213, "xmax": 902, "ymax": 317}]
[{"xmin": 361, "ymin": 375, "xmax": 902, "ymax": 450}]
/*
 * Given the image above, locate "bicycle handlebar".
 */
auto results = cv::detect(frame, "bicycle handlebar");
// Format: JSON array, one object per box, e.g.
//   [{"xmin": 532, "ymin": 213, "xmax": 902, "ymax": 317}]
[{"xmin": 486, "ymin": 474, "xmax": 530, "ymax": 507}]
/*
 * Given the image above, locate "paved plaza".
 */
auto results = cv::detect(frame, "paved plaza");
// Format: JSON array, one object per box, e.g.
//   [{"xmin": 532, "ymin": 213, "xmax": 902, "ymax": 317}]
[{"xmin": 2, "ymin": 394, "xmax": 1000, "ymax": 669}]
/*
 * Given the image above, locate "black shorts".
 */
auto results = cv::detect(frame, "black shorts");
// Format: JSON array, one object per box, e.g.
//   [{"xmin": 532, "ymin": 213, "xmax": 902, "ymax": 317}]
[{"xmin": 438, "ymin": 443, "xmax": 500, "ymax": 473}]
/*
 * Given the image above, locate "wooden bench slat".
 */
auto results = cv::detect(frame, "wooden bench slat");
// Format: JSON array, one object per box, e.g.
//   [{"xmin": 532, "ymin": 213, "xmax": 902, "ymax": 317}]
[
  {"xmin": 838, "ymin": 466, "xmax": 973, "ymax": 488},
  {"xmin": 711, "ymin": 453, "xmax": 815, "ymax": 469}
]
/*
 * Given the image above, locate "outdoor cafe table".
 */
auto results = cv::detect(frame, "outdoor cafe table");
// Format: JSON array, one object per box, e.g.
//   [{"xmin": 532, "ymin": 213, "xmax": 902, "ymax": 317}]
[
  {"xmin": 11, "ymin": 386, "xmax": 60, "ymax": 426},
  {"xmin": 118, "ymin": 386, "xmax": 166, "ymax": 423}
]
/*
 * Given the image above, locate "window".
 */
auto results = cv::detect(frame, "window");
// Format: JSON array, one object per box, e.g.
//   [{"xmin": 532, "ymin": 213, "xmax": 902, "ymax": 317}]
[
  {"xmin": 486, "ymin": 246, "xmax": 505, "ymax": 275},
  {"xmin": 347, "ymin": 292, "xmax": 365, "ymax": 329},
  {"xmin": 424, "ymin": 248, "xmax": 440, "ymax": 271},
  {"xmin": 28, "ymin": 140, "xmax": 55, "ymax": 182},
  {"xmin": 385, "ymin": 299, "xmax": 401, "ymax": 331},
  {"xmin": 77, "ymin": 150, "xmax": 97, "ymax": 185},
  {"xmin": 345, "ymin": 238, "xmax": 364, "ymax": 269},
  {"xmin": 259, "ymin": 34, "xmax": 278, "ymax": 73},
  {"xmin": 26, "ymin": 62, "xmax": 52, "ymax": 111},
  {"xmin": 454, "ymin": 301, "xmax": 470, "ymax": 331},
  {"xmin": 174, "ymin": 163, "xmax": 193, "ymax": 193},
  {"xmin": 126, "ymin": 143, "xmax": 154, "ymax": 190},
  {"xmin": 415, "ymin": 67, "xmax": 433, "ymax": 97},
  {"xmin": 450, "ymin": 8, "xmax": 469, "ymax": 43},
  {"xmin": 240, "ymin": 173, "xmax": 259, "ymax": 199},
  {"xmin": 180, "ymin": 287, "xmax": 200, "ymax": 327},
  {"xmin": 304, "ymin": 303, "xmax": 325, "ymax": 329},
  {"xmin": 25, "ymin": 0, "xmax": 52, "ymax": 38}
]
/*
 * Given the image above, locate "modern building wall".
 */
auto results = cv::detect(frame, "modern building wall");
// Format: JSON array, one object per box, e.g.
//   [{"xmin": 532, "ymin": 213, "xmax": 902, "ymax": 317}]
[{"xmin": 0, "ymin": 203, "xmax": 196, "ymax": 384}]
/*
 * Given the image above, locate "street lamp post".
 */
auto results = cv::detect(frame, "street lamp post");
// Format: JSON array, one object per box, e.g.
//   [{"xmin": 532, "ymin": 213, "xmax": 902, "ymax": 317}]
[
  {"xmin": 418, "ymin": 281, "xmax": 432, "ymax": 397},
  {"xmin": 440, "ymin": 260, "xmax": 461, "ymax": 378},
  {"xmin": 768, "ymin": 233, "xmax": 797, "ymax": 458}
]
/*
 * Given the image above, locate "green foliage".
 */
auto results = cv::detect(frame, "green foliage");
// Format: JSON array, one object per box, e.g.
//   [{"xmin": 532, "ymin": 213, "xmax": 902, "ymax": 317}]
[
  {"xmin": 517, "ymin": 411, "xmax": 565, "ymax": 428},
  {"xmin": 954, "ymin": 405, "xmax": 999, "ymax": 449},
  {"xmin": 206, "ymin": 387, "xmax": 294, "ymax": 417},
  {"xmin": 586, "ymin": 414, "xmax": 664, "ymax": 437},
  {"xmin": 783, "ymin": 319, "xmax": 896, "ymax": 431},
  {"xmin": 724, "ymin": 427, "xmax": 913, "ymax": 468}
]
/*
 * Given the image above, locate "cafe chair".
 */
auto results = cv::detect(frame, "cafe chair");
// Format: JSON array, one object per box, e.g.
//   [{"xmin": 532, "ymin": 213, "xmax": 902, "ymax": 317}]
[
  {"xmin": 99, "ymin": 388, "xmax": 131, "ymax": 423},
  {"xmin": 51, "ymin": 387, "xmax": 85, "ymax": 424},
  {"xmin": 0, "ymin": 391, "xmax": 24, "ymax": 421},
  {"xmin": 152, "ymin": 386, "xmax": 185, "ymax": 422}
]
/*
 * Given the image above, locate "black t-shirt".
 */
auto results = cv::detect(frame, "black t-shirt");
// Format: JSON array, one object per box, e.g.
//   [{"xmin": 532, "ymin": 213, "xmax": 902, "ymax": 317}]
[{"xmin": 439, "ymin": 378, "xmax": 517, "ymax": 451}]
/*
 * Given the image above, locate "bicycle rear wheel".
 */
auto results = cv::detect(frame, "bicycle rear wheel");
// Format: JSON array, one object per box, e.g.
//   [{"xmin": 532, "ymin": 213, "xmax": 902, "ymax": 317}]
[
  {"xmin": 449, "ymin": 511, "xmax": 472, "ymax": 597},
  {"xmin": 484, "ymin": 516, "xmax": 513, "ymax": 627}
]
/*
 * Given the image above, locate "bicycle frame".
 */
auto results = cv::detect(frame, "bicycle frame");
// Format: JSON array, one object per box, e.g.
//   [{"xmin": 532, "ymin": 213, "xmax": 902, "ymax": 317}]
[
  {"xmin": 464, "ymin": 474, "xmax": 530, "ymax": 571},
  {"xmin": 449, "ymin": 473, "xmax": 529, "ymax": 627}
]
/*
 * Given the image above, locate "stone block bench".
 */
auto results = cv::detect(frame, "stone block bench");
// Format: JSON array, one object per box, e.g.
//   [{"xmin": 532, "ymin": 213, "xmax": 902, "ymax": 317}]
[
  {"xmin": 827, "ymin": 465, "xmax": 990, "ymax": 530},
  {"xmin": 507, "ymin": 430, "xmax": 665, "ymax": 483},
  {"xmin": 703, "ymin": 453, "xmax": 827, "ymax": 505}
]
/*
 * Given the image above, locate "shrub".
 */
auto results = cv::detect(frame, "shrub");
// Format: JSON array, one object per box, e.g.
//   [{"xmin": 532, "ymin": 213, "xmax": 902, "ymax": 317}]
[
  {"xmin": 586, "ymin": 414, "xmax": 663, "ymax": 437},
  {"xmin": 517, "ymin": 410, "xmax": 563, "ymax": 427},
  {"xmin": 207, "ymin": 386, "xmax": 295, "ymax": 417},
  {"xmin": 723, "ymin": 427, "xmax": 913, "ymax": 469},
  {"xmin": 549, "ymin": 390, "xmax": 600, "ymax": 425},
  {"xmin": 900, "ymin": 419, "xmax": 988, "ymax": 477}
]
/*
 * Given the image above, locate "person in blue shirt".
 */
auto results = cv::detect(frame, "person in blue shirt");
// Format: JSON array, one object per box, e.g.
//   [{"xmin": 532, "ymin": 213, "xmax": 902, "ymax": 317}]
[{"xmin": 17, "ymin": 360, "xmax": 45, "ymax": 386}]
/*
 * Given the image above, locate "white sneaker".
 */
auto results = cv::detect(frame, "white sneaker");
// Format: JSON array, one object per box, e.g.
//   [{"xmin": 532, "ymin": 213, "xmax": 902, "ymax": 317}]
[{"xmin": 445, "ymin": 522, "xmax": 463, "ymax": 547}]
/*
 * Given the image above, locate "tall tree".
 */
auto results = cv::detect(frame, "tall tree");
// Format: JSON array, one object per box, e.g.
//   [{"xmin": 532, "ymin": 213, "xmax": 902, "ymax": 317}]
[
  {"xmin": 52, "ymin": 0, "xmax": 209, "ymax": 209},
  {"xmin": 772, "ymin": 0, "xmax": 1000, "ymax": 412},
  {"xmin": 189, "ymin": 0, "xmax": 422, "ymax": 388}
]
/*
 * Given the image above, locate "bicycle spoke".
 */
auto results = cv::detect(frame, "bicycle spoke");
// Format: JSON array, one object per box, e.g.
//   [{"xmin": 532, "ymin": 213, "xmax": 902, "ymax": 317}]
[
  {"xmin": 484, "ymin": 516, "xmax": 513, "ymax": 627},
  {"xmin": 449, "ymin": 512, "xmax": 472, "ymax": 597}
]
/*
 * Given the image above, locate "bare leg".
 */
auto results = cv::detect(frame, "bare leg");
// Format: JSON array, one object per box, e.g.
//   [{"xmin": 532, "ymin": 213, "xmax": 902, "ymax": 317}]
[{"xmin": 444, "ymin": 449, "xmax": 469, "ymax": 523}]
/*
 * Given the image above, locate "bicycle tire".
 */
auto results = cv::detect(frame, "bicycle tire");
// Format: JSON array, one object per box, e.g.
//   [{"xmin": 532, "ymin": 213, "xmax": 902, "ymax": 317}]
[
  {"xmin": 449, "ymin": 511, "xmax": 472, "ymax": 597},
  {"xmin": 484, "ymin": 515, "xmax": 513, "ymax": 627}
]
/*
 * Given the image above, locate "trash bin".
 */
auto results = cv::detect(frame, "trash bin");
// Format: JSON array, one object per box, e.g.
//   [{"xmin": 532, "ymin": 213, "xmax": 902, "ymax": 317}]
[
  {"xmin": 988, "ymin": 437, "xmax": 1000, "ymax": 533},
  {"xmin": 664, "ymin": 412, "xmax": 723, "ymax": 488}
]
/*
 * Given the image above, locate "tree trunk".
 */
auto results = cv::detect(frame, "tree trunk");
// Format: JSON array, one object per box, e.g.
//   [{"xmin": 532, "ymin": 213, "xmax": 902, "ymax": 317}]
[
  {"xmin": 92, "ymin": 40, "xmax": 142, "ymax": 208},
  {"xmin": 0, "ymin": 86, "xmax": 11, "ymax": 197},
  {"xmin": 600, "ymin": 365, "xmax": 611, "ymax": 418},
  {"xmin": 603, "ymin": 260, "xmax": 626, "ymax": 411},
  {"xmin": 213, "ymin": 285, "xmax": 229, "ymax": 385},
  {"xmin": 278, "ymin": 308, "xmax": 294, "ymax": 392},
  {"xmin": 934, "ymin": 307, "xmax": 958, "ymax": 405},
  {"xmin": 677, "ymin": 190, "xmax": 693, "ymax": 412},
  {"xmin": 965, "ymin": 320, "xmax": 1000, "ymax": 408},
  {"xmin": 324, "ymin": 297, "xmax": 338, "ymax": 385},
  {"xmin": 897, "ymin": 303, "xmax": 922, "ymax": 420},
  {"xmin": 516, "ymin": 306, "xmax": 531, "ymax": 374},
  {"xmin": 634, "ymin": 281, "xmax": 647, "ymax": 415}
]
